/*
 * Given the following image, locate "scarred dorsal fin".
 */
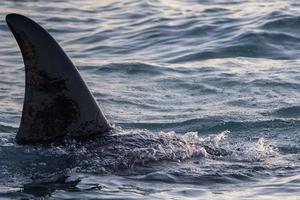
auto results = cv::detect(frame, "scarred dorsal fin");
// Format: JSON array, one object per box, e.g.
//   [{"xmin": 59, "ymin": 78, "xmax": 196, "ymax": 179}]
[{"xmin": 6, "ymin": 13, "xmax": 111, "ymax": 144}]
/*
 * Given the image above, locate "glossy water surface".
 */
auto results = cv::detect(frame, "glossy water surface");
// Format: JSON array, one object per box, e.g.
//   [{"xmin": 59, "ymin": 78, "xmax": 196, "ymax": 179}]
[{"xmin": 0, "ymin": 0, "xmax": 300, "ymax": 199}]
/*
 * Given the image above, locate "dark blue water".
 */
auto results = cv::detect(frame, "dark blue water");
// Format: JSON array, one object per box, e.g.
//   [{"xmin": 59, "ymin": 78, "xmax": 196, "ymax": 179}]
[{"xmin": 0, "ymin": 0, "xmax": 300, "ymax": 199}]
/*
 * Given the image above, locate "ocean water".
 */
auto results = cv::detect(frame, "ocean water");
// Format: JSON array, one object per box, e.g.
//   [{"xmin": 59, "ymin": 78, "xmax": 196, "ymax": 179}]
[{"xmin": 0, "ymin": 0, "xmax": 300, "ymax": 199}]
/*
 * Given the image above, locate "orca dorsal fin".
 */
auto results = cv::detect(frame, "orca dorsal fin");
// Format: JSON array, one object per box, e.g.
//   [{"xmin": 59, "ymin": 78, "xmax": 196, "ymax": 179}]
[{"xmin": 6, "ymin": 13, "xmax": 111, "ymax": 144}]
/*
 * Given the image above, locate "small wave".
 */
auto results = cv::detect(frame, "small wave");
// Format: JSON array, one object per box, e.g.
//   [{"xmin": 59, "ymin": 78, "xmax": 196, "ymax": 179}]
[
  {"xmin": 93, "ymin": 62, "xmax": 164, "ymax": 76},
  {"xmin": 0, "ymin": 122, "xmax": 18, "ymax": 133},
  {"xmin": 171, "ymin": 30, "xmax": 300, "ymax": 63},
  {"xmin": 203, "ymin": 7, "xmax": 230, "ymax": 13},
  {"xmin": 119, "ymin": 118, "xmax": 300, "ymax": 133},
  {"xmin": 271, "ymin": 106, "xmax": 300, "ymax": 118},
  {"xmin": 262, "ymin": 15, "xmax": 300, "ymax": 36}
]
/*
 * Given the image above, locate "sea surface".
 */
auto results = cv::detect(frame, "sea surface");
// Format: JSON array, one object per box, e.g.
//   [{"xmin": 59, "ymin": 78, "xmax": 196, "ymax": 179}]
[{"xmin": 0, "ymin": 0, "xmax": 300, "ymax": 199}]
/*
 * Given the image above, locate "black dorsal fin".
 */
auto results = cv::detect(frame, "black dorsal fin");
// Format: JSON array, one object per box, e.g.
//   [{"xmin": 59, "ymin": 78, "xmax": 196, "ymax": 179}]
[{"xmin": 6, "ymin": 13, "xmax": 111, "ymax": 144}]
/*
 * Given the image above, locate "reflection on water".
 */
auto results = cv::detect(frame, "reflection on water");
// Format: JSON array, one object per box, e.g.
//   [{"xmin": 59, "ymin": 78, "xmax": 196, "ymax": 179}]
[{"xmin": 0, "ymin": 0, "xmax": 300, "ymax": 199}]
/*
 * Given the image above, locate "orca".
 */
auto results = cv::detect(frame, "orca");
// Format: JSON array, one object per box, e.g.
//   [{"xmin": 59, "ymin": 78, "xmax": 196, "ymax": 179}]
[
  {"xmin": 6, "ymin": 13, "xmax": 111, "ymax": 144},
  {"xmin": 4, "ymin": 14, "xmax": 230, "ymax": 159}
]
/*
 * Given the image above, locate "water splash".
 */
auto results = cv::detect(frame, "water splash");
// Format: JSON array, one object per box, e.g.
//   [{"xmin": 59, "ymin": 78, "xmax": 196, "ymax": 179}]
[{"xmin": 225, "ymin": 137, "xmax": 278, "ymax": 162}]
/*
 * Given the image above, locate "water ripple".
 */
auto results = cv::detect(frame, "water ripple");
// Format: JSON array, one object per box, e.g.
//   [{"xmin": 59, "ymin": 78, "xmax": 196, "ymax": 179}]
[{"xmin": 0, "ymin": 0, "xmax": 300, "ymax": 199}]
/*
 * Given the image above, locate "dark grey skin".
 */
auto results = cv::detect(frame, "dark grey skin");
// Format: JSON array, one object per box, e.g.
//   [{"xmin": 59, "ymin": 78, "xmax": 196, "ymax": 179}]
[{"xmin": 6, "ymin": 14, "xmax": 111, "ymax": 144}]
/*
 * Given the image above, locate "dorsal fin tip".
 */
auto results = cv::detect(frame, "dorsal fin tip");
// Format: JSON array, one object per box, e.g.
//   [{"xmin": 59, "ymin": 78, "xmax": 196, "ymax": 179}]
[{"xmin": 6, "ymin": 13, "xmax": 111, "ymax": 144}]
